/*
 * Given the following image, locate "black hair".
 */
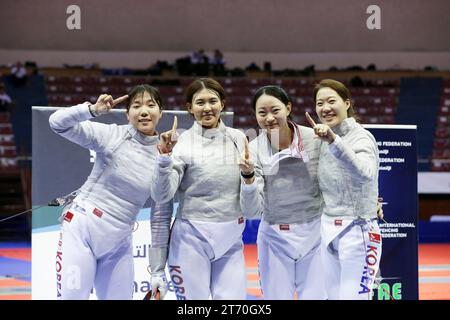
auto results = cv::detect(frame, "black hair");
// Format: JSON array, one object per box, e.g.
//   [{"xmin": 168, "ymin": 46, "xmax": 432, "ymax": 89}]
[
  {"xmin": 127, "ymin": 84, "xmax": 164, "ymax": 112},
  {"xmin": 185, "ymin": 78, "xmax": 226, "ymax": 104},
  {"xmin": 313, "ymin": 79, "xmax": 357, "ymax": 119},
  {"xmin": 252, "ymin": 85, "xmax": 293, "ymax": 120}
]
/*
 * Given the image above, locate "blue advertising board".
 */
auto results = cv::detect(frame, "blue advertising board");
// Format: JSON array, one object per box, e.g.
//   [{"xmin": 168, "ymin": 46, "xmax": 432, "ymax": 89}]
[{"xmin": 367, "ymin": 124, "xmax": 418, "ymax": 300}]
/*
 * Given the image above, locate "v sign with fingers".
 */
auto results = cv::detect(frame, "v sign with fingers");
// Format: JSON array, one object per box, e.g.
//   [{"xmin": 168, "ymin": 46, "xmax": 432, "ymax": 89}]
[
  {"xmin": 239, "ymin": 138, "xmax": 255, "ymax": 184},
  {"xmin": 158, "ymin": 116, "xmax": 178, "ymax": 155},
  {"xmin": 305, "ymin": 112, "xmax": 336, "ymax": 144},
  {"xmin": 92, "ymin": 94, "xmax": 129, "ymax": 116}
]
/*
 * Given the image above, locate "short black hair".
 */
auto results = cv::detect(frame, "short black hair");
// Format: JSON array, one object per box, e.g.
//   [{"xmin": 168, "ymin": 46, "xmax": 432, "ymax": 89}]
[
  {"xmin": 127, "ymin": 84, "xmax": 164, "ymax": 112},
  {"xmin": 252, "ymin": 85, "xmax": 293, "ymax": 120}
]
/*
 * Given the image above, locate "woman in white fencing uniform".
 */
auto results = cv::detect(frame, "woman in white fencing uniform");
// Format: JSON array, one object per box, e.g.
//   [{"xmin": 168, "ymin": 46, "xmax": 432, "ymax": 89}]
[
  {"xmin": 151, "ymin": 78, "xmax": 248, "ymax": 300},
  {"xmin": 239, "ymin": 85, "xmax": 326, "ymax": 300},
  {"xmin": 49, "ymin": 85, "xmax": 171, "ymax": 300},
  {"xmin": 306, "ymin": 79, "xmax": 382, "ymax": 300}
]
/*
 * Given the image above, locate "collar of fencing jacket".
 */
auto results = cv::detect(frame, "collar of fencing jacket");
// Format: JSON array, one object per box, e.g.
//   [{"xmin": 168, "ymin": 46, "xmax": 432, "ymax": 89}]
[
  {"xmin": 331, "ymin": 117, "xmax": 356, "ymax": 137},
  {"xmin": 192, "ymin": 119, "xmax": 226, "ymax": 140},
  {"xmin": 267, "ymin": 122, "xmax": 305, "ymax": 168},
  {"xmin": 127, "ymin": 125, "xmax": 159, "ymax": 146}
]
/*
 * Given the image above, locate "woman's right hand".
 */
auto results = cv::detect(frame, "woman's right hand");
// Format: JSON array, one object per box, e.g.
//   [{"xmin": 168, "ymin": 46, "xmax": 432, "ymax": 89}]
[
  {"xmin": 305, "ymin": 112, "xmax": 336, "ymax": 144},
  {"xmin": 377, "ymin": 197, "xmax": 385, "ymax": 221},
  {"xmin": 158, "ymin": 116, "xmax": 178, "ymax": 155},
  {"xmin": 92, "ymin": 94, "xmax": 128, "ymax": 115}
]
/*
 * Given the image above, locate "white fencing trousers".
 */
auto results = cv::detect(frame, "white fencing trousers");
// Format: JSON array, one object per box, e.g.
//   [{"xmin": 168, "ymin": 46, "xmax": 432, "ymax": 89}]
[
  {"xmin": 168, "ymin": 218, "xmax": 246, "ymax": 300},
  {"xmin": 257, "ymin": 217, "xmax": 327, "ymax": 300},
  {"xmin": 56, "ymin": 201, "xmax": 134, "ymax": 300},
  {"xmin": 321, "ymin": 215, "xmax": 382, "ymax": 300}
]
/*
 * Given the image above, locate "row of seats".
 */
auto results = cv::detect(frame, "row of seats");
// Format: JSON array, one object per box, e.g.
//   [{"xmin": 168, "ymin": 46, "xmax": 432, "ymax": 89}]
[
  {"xmin": 431, "ymin": 81, "xmax": 450, "ymax": 171},
  {"xmin": 43, "ymin": 75, "xmax": 405, "ymax": 167},
  {"xmin": 0, "ymin": 145, "xmax": 16, "ymax": 157},
  {"xmin": 47, "ymin": 82, "xmax": 399, "ymax": 97},
  {"xmin": 432, "ymin": 160, "xmax": 450, "ymax": 171},
  {"xmin": 45, "ymin": 76, "xmax": 399, "ymax": 130},
  {"xmin": 37, "ymin": 74, "xmax": 450, "ymax": 172},
  {"xmin": 0, "ymin": 113, "xmax": 10, "ymax": 123},
  {"xmin": 0, "ymin": 135, "xmax": 14, "ymax": 145},
  {"xmin": 0, "ymin": 114, "xmax": 18, "ymax": 169},
  {"xmin": 46, "ymin": 75, "xmax": 401, "ymax": 88},
  {"xmin": 0, "ymin": 157, "xmax": 17, "ymax": 169},
  {"xmin": 0, "ymin": 124, "xmax": 13, "ymax": 134}
]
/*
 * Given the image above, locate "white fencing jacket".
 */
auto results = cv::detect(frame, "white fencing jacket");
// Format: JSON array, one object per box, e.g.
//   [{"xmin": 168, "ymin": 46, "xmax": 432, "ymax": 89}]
[{"xmin": 240, "ymin": 123, "xmax": 323, "ymax": 224}]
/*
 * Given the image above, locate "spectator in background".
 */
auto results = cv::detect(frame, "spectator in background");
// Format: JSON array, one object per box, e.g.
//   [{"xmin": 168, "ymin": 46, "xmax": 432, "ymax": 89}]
[
  {"xmin": 190, "ymin": 49, "xmax": 210, "ymax": 76},
  {"xmin": 25, "ymin": 61, "xmax": 39, "ymax": 75},
  {"xmin": 246, "ymin": 62, "xmax": 261, "ymax": 72},
  {"xmin": 175, "ymin": 55, "xmax": 193, "ymax": 76},
  {"xmin": 11, "ymin": 61, "xmax": 27, "ymax": 86},
  {"xmin": 350, "ymin": 76, "xmax": 364, "ymax": 87},
  {"xmin": 147, "ymin": 60, "xmax": 171, "ymax": 76},
  {"xmin": 0, "ymin": 83, "xmax": 12, "ymax": 112},
  {"xmin": 190, "ymin": 49, "xmax": 209, "ymax": 65},
  {"xmin": 211, "ymin": 49, "xmax": 225, "ymax": 76}
]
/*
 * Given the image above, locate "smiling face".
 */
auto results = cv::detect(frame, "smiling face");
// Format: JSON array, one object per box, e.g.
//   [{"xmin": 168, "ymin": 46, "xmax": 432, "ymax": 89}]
[
  {"xmin": 126, "ymin": 90, "xmax": 162, "ymax": 136},
  {"xmin": 255, "ymin": 94, "xmax": 291, "ymax": 133},
  {"xmin": 187, "ymin": 88, "xmax": 224, "ymax": 129},
  {"xmin": 315, "ymin": 87, "xmax": 350, "ymax": 127}
]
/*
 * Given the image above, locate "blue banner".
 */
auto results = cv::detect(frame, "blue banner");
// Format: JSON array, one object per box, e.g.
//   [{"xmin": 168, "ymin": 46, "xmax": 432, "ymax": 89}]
[{"xmin": 366, "ymin": 124, "xmax": 418, "ymax": 300}]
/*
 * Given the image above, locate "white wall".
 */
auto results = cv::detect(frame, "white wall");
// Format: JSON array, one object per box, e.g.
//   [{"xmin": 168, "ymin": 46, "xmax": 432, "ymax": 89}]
[{"xmin": 1, "ymin": 0, "xmax": 449, "ymax": 69}]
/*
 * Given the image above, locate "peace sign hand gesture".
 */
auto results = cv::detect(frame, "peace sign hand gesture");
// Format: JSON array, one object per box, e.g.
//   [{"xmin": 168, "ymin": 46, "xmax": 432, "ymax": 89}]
[
  {"xmin": 92, "ymin": 94, "xmax": 129, "ymax": 116},
  {"xmin": 305, "ymin": 112, "xmax": 336, "ymax": 144}
]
